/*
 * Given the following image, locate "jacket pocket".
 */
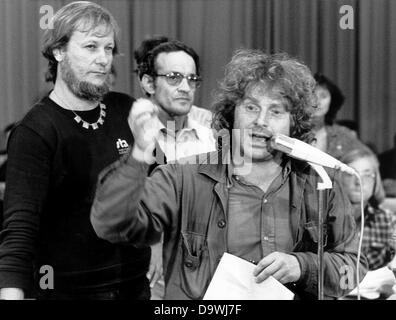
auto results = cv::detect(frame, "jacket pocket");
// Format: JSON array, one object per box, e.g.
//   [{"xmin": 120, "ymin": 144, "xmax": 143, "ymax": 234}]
[{"xmin": 179, "ymin": 231, "xmax": 211, "ymax": 299}]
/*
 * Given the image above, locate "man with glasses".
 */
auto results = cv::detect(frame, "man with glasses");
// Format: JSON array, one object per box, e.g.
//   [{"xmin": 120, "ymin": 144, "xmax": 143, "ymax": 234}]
[
  {"xmin": 132, "ymin": 37, "xmax": 216, "ymax": 298},
  {"xmin": 133, "ymin": 37, "xmax": 216, "ymax": 162}
]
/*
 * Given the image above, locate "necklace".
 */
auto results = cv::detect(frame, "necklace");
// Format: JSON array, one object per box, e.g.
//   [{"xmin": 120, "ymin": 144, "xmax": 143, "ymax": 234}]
[
  {"xmin": 71, "ymin": 104, "xmax": 106, "ymax": 130},
  {"xmin": 52, "ymin": 91, "xmax": 106, "ymax": 130}
]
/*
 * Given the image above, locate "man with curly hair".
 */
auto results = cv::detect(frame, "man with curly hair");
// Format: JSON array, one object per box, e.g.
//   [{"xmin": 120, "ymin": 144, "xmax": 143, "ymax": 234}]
[{"xmin": 90, "ymin": 49, "xmax": 367, "ymax": 299}]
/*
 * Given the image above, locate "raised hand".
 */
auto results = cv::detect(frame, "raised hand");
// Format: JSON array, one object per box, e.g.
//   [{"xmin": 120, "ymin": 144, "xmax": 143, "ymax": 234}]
[{"xmin": 128, "ymin": 98, "xmax": 163, "ymax": 163}]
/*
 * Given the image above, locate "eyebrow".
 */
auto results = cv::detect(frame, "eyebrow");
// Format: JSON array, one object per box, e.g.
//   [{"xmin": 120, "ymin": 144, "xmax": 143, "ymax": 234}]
[
  {"xmin": 81, "ymin": 39, "xmax": 115, "ymax": 45},
  {"xmin": 242, "ymin": 97, "xmax": 285, "ymax": 108},
  {"xmin": 268, "ymin": 103, "xmax": 285, "ymax": 109},
  {"xmin": 242, "ymin": 97, "xmax": 260, "ymax": 105},
  {"xmin": 160, "ymin": 71, "xmax": 197, "ymax": 75}
]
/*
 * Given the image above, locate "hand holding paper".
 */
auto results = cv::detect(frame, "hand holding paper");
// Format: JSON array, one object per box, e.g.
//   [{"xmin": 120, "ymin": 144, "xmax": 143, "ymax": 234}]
[
  {"xmin": 203, "ymin": 253, "xmax": 295, "ymax": 300},
  {"xmin": 253, "ymin": 251, "xmax": 301, "ymax": 284}
]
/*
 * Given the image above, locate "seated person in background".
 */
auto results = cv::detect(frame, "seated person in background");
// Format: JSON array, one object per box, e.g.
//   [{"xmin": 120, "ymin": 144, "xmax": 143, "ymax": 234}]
[
  {"xmin": 340, "ymin": 147, "xmax": 396, "ymax": 270},
  {"xmin": 91, "ymin": 49, "xmax": 367, "ymax": 300},
  {"xmin": 314, "ymin": 73, "xmax": 386, "ymax": 205},
  {"xmin": 312, "ymin": 73, "xmax": 366, "ymax": 159},
  {"xmin": 379, "ymin": 133, "xmax": 396, "ymax": 198}
]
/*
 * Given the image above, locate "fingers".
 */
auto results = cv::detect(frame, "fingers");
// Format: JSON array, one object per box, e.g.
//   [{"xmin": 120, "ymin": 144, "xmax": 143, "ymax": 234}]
[
  {"xmin": 129, "ymin": 108, "xmax": 159, "ymax": 133},
  {"xmin": 253, "ymin": 252, "xmax": 302, "ymax": 284},
  {"xmin": 128, "ymin": 99, "xmax": 163, "ymax": 162},
  {"xmin": 128, "ymin": 98, "xmax": 160, "ymax": 132},
  {"xmin": 130, "ymin": 98, "xmax": 159, "ymax": 118},
  {"xmin": 146, "ymin": 264, "xmax": 163, "ymax": 288},
  {"xmin": 150, "ymin": 267, "xmax": 163, "ymax": 288},
  {"xmin": 271, "ymin": 269, "xmax": 289, "ymax": 284},
  {"xmin": 253, "ymin": 253, "xmax": 276, "ymax": 277},
  {"xmin": 146, "ymin": 262, "xmax": 156, "ymax": 283},
  {"xmin": 148, "ymin": 243, "xmax": 164, "ymax": 288},
  {"xmin": 254, "ymin": 256, "xmax": 281, "ymax": 283}
]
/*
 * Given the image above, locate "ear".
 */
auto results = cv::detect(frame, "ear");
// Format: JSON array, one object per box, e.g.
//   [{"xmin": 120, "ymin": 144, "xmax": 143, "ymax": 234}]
[
  {"xmin": 53, "ymin": 48, "xmax": 65, "ymax": 62},
  {"xmin": 141, "ymin": 74, "xmax": 156, "ymax": 96}
]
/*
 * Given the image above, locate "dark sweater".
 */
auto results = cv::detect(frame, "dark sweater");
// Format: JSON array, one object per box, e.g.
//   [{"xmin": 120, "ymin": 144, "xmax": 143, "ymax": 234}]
[{"xmin": 0, "ymin": 92, "xmax": 150, "ymax": 296}]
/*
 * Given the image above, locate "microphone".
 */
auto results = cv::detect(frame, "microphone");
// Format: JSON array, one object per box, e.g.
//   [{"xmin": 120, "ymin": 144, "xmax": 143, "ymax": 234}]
[{"xmin": 269, "ymin": 133, "xmax": 357, "ymax": 176}]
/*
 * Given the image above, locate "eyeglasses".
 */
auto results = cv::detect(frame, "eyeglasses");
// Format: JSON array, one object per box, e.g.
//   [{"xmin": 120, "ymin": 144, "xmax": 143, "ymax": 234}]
[{"xmin": 155, "ymin": 72, "xmax": 202, "ymax": 89}]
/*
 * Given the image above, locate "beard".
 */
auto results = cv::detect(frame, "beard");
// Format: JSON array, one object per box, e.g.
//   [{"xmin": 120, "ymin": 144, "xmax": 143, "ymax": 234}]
[{"xmin": 60, "ymin": 56, "xmax": 111, "ymax": 102}]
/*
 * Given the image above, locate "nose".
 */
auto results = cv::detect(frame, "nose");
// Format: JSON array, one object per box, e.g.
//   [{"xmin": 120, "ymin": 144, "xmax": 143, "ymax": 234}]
[
  {"xmin": 353, "ymin": 176, "xmax": 362, "ymax": 187},
  {"xmin": 254, "ymin": 109, "xmax": 269, "ymax": 127},
  {"xmin": 95, "ymin": 48, "xmax": 112, "ymax": 67},
  {"xmin": 177, "ymin": 77, "xmax": 191, "ymax": 92}
]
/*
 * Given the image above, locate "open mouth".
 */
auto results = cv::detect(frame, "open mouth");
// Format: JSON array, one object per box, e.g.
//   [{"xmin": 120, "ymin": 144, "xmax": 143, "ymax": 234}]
[
  {"xmin": 251, "ymin": 129, "xmax": 272, "ymax": 138},
  {"xmin": 250, "ymin": 132, "xmax": 271, "ymax": 145}
]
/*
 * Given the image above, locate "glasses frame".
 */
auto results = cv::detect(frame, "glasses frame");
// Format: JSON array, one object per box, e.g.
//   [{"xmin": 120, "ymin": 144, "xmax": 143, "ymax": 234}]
[{"xmin": 155, "ymin": 71, "xmax": 202, "ymax": 89}]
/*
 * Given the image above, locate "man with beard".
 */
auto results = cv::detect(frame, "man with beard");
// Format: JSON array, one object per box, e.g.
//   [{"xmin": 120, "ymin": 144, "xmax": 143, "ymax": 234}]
[
  {"xmin": 90, "ymin": 49, "xmax": 367, "ymax": 299},
  {"xmin": 0, "ymin": 1, "xmax": 150, "ymax": 300}
]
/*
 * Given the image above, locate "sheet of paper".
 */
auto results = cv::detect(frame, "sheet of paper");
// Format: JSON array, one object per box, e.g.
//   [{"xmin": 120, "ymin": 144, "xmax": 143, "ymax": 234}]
[
  {"xmin": 203, "ymin": 252, "xmax": 294, "ymax": 300},
  {"xmin": 347, "ymin": 266, "xmax": 396, "ymax": 299}
]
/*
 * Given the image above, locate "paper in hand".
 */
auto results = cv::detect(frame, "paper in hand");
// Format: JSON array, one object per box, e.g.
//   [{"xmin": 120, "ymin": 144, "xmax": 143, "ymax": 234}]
[{"xmin": 203, "ymin": 253, "xmax": 295, "ymax": 300}]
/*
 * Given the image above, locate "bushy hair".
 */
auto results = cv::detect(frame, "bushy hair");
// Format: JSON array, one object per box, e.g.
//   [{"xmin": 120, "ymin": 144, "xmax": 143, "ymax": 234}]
[
  {"xmin": 41, "ymin": 1, "xmax": 120, "ymax": 83},
  {"xmin": 314, "ymin": 73, "xmax": 345, "ymax": 125},
  {"xmin": 212, "ymin": 49, "xmax": 316, "ymax": 143}
]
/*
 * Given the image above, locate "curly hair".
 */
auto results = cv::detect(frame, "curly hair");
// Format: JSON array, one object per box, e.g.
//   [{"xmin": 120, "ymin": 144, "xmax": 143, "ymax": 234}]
[
  {"xmin": 41, "ymin": 1, "xmax": 120, "ymax": 83},
  {"xmin": 212, "ymin": 49, "xmax": 316, "ymax": 143},
  {"xmin": 314, "ymin": 73, "xmax": 345, "ymax": 125}
]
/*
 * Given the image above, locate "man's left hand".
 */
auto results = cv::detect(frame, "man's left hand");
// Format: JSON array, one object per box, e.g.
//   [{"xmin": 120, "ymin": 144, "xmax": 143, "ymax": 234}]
[
  {"xmin": 147, "ymin": 242, "xmax": 163, "ymax": 288},
  {"xmin": 253, "ymin": 252, "xmax": 301, "ymax": 284}
]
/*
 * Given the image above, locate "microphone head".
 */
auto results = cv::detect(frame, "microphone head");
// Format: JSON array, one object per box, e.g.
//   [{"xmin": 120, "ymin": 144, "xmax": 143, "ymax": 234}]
[{"xmin": 269, "ymin": 134, "xmax": 294, "ymax": 154}]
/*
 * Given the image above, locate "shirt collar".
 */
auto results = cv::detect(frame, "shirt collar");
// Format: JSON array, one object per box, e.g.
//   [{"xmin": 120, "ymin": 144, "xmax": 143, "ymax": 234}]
[
  {"xmin": 158, "ymin": 114, "xmax": 206, "ymax": 141},
  {"xmin": 197, "ymin": 134, "xmax": 293, "ymax": 187}
]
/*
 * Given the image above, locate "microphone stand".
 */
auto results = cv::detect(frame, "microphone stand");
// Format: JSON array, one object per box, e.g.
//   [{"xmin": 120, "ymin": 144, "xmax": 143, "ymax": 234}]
[{"xmin": 307, "ymin": 163, "xmax": 332, "ymax": 301}]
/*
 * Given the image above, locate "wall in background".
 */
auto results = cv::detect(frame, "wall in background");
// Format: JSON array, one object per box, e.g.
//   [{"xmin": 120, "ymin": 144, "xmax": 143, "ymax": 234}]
[{"xmin": 1, "ymin": 0, "xmax": 395, "ymax": 152}]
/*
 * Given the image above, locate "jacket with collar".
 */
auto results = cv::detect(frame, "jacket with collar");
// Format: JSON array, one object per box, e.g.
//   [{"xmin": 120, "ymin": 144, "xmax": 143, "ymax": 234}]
[{"xmin": 91, "ymin": 143, "xmax": 368, "ymax": 300}]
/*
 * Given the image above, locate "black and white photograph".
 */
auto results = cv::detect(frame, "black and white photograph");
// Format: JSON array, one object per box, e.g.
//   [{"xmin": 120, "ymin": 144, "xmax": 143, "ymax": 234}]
[{"xmin": 0, "ymin": 0, "xmax": 395, "ymax": 316}]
